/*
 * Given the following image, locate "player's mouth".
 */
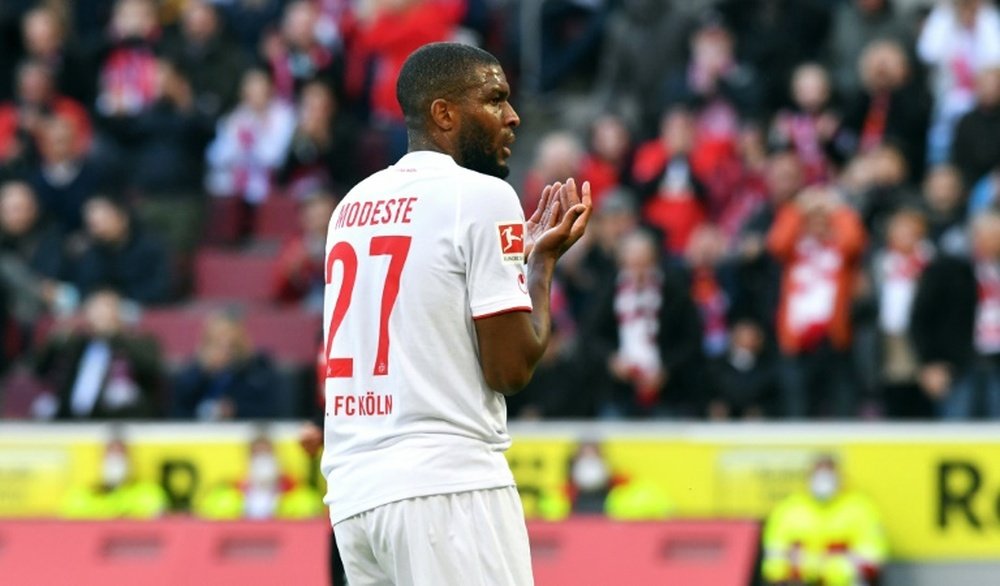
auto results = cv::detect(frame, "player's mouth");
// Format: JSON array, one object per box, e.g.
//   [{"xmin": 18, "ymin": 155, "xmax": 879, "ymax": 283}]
[{"xmin": 502, "ymin": 134, "xmax": 515, "ymax": 159}]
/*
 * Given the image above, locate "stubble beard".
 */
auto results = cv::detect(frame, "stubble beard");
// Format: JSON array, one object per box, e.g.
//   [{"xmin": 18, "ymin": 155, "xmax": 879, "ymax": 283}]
[{"xmin": 456, "ymin": 119, "xmax": 509, "ymax": 179}]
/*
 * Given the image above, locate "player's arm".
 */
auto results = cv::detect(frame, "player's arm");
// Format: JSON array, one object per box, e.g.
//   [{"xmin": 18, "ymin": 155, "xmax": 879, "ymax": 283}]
[{"xmin": 475, "ymin": 180, "xmax": 591, "ymax": 395}]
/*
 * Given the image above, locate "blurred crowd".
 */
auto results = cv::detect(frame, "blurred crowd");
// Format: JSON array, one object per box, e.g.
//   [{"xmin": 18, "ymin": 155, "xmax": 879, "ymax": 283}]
[{"xmin": 1, "ymin": 0, "xmax": 1000, "ymax": 422}]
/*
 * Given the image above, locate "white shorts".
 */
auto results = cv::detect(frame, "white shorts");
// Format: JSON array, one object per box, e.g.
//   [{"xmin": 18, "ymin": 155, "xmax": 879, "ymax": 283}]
[{"xmin": 334, "ymin": 486, "xmax": 533, "ymax": 586}]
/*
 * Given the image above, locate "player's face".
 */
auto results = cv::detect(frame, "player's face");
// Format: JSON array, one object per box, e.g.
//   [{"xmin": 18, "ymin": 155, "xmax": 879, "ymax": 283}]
[{"xmin": 455, "ymin": 65, "xmax": 519, "ymax": 179}]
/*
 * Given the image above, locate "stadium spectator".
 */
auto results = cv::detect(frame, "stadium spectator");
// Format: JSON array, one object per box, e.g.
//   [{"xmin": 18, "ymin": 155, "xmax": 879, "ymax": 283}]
[
  {"xmin": 762, "ymin": 455, "xmax": 888, "ymax": 586},
  {"xmin": 205, "ymin": 67, "xmax": 296, "ymax": 206},
  {"xmin": 215, "ymin": 0, "xmax": 286, "ymax": 55},
  {"xmin": 34, "ymin": 288, "xmax": 164, "ymax": 420},
  {"xmin": 769, "ymin": 185, "xmax": 866, "ymax": 418},
  {"xmin": 73, "ymin": 194, "xmax": 171, "ymax": 305},
  {"xmin": 715, "ymin": 123, "xmax": 770, "ymax": 244},
  {"xmin": 20, "ymin": 6, "xmax": 96, "ymax": 105},
  {"xmin": 170, "ymin": 311, "xmax": 280, "ymax": 420},
  {"xmin": 578, "ymin": 113, "xmax": 633, "ymax": 209},
  {"xmin": 839, "ymin": 39, "xmax": 930, "ymax": 180},
  {"xmin": 538, "ymin": 441, "xmax": 620, "ymax": 519},
  {"xmin": 125, "ymin": 59, "xmax": 214, "ymax": 256},
  {"xmin": 272, "ymin": 191, "xmax": 339, "ymax": 312},
  {"xmin": 731, "ymin": 152, "xmax": 806, "ymax": 334},
  {"xmin": 346, "ymin": 0, "xmax": 465, "ymax": 160},
  {"xmin": 535, "ymin": 0, "xmax": 608, "ymax": 93},
  {"xmin": 261, "ymin": 0, "xmax": 341, "ymax": 103},
  {"xmin": 28, "ymin": 115, "xmax": 104, "ymax": 236},
  {"xmin": 739, "ymin": 152, "xmax": 807, "ymax": 244},
  {"xmin": 840, "ymin": 144, "xmax": 918, "ymax": 247},
  {"xmin": 559, "ymin": 188, "xmax": 639, "ymax": 319},
  {"xmin": 911, "ymin": 211, "xmax": 1000, "ymax": 419},
  {"xmin": 61, "ymin": 436, "xmax": 169, "ymax": 519},
  {"xmin": 769, "ymin": 63, "xmax": 839, "ymax": 185},
  {"xmin": 592, "ymin": 0, "xmax": 694, "ymax": 131},
  {"xmin": 950, "ymin": 67, "xmax": 1000, "ymax": 189},
  {"xmin": 716, "ymin": 0, "xmax": 833, "ymax": 112},
  {"xmin": 682, "ymin": 224, "xmax": 734, "ymax": 360},
  {"xmin": 631, "ymin": 107, "xmax": 708, "ymax": 255},
  {"xmin": 917, "ymin": 0, "xmax": 1000, "ymax": 164},
  {"xmin": 522, "ymin": 131, "xmax": 584, "ymax": 216},
  {"xmin": 662, "ymin": 16, "xmax": 762, "ymax": 127},
  {"xmin": 93, "ymin": 0, "xmax": 162, "ymax": 131},
  {"xmin": 196, "ymin": 432, "xmax": 322, "ymax": 519},
  {"xmin": 161, "ymin": 0, "xmax": 249, "ymax": 120},
  {"xmin": 868, "ymin": 208, "xmax": 935, "ymax": 418},
  {"xmin": 582, "ymin": 229, "xmax": 704, "ymax": 418},
  {"xmin": 0, "ymin": 60, "xmax": 92, "ymax": 177},
  {"xmin": 707, "ymin": 318, "xmax": 777, "ymax": 420},
  {"xmin": 0, "ymin": 181, "xmax": 69, "ymax": 359},
  {"xmin": 825, "ymin": 0, "xmax": 913, "ymax": 100},
  {"xmin": 277, "ymin": 80, "xmax": 360, "ymax": 198},
  {"xmin": 920, "ymin": 163, "xmax": 969, "ymax": 255}
]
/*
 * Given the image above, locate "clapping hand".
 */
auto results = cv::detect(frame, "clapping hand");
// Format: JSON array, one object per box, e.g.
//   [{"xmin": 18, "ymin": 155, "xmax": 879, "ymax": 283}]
[{"xmin": 525, "ymin": 178, "xmax": 592, "ymax": 261}]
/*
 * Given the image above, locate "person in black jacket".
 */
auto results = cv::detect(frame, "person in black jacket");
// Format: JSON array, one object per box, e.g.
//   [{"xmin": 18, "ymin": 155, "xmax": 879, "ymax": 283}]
[
  {"xmin": 72, "ymin": 193, "xmax": 171, "ymax": 305},
  {"xmin": 0, "ymin": 181, "xmax": 68, "ymax": 360},
  {"xmin": 34, "ymin": 288, "xmax": 164, "ymax": 419},
  {"xmin": 707, "ymin": 318, "xmax": 778, "ymax": 420},
  {"xmin": 950, "ymin": 67, "xmax": 1000, "ymax": 190},
  {"xmin": 839, "ymin": 40, "xmax": 930, "ymax": 180},
  {"xmin": 125, "ymin": 59, "xmax": 214, "ymax": 257},
  {"xmin": 170, "ymin": 311, "xmax": 279, "ymax": 420},
  {"xmin": 160, "ymin": 0, "xmax": 249, "ymax": 120},
  {"xmin": 910, "ymin": 211, "xmax": 1000, "ymax": 418},
  {"xmin": 581, "ymin": 228, "xmax": 705, "ymax": 418}
]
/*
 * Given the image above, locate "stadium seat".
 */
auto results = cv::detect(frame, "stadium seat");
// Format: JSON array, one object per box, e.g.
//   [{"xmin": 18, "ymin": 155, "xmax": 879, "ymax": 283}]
[
  {"xmin": 244, "ymin": 308, "xmax": 322, "ymax": 365},
  {"xmin": 203, "ymin": 197, "xmax": 247, "ymax": 246},
  {"xmin": 194, "ymin": 250, "xmax": 277, "ymax": 304},
  {"xmin": 254, "ymin": 196, "xmax": 301, "ymax": 242},
  {"xmin": 137, "ymin": 308, "xmax": 206, "ymax": 365},
  {"xmin": 0, "ymin": 366, "xmax": 53, "ymax": 419}
]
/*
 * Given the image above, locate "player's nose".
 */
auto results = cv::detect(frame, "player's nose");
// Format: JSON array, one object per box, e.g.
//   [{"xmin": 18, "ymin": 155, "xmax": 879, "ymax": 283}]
[{"xmin": 504, "ymin": 102, "xmax": 520, "ymax": 129}]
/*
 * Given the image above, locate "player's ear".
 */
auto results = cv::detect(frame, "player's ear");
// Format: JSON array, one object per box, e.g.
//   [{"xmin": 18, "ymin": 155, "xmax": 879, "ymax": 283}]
[{"xmin": 429, "ymin": 98, "xmax": 457, "ymax": 132}]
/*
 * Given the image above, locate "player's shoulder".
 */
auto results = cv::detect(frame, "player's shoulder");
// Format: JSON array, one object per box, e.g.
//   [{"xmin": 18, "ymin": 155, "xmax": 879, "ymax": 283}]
[
  {"xmin": 454, "ymin": 167, "xmax": 518, "ymax": 199},
  {"xmin": 449, "ymin": 168, "xmax": 521, "ymax": 221}
]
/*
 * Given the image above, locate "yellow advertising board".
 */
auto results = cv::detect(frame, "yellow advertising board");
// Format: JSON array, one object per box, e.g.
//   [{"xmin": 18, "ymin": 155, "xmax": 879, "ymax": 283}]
[
  {"xmin": 2, "ymin": 423, "xmax": 1000, "ymax": 561},
  {"xmin": 0, "ymin": 424, "xmax": 318, "ymax": 518},
  {"xmin": 506, "ymin": 424, "xmax": 1000, "ymax": 561}
]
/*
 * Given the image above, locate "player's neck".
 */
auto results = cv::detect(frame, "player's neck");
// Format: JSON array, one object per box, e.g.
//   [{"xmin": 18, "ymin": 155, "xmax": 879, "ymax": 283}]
[{"xmin": 407, "ymin": 133, "xmax": 453, "ymax": 159}]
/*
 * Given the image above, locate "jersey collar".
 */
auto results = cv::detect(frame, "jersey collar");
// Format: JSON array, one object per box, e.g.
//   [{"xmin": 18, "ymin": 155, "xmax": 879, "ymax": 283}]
[{"xmin": 394, "ymin": 151, "xmax": 459, "ymax": 169}]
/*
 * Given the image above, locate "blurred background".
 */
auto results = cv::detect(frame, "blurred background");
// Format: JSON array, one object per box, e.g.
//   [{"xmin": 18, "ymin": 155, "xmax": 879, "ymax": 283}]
[{"xmin": 1, "ymin": 0, "xmax": 1000, "ymax": 584}]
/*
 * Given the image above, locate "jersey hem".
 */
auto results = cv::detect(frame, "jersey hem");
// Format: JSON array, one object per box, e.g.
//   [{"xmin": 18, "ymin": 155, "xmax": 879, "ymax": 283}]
[{"xmin": 329, "ymin": 477, "xmax": 516, "ymax": 525}]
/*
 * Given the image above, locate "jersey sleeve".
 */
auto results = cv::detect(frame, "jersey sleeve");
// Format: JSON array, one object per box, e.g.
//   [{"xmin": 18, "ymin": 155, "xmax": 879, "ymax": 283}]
[{"xmin": 457, "ymin": 177, "xmax": 533, "ymax": 319}]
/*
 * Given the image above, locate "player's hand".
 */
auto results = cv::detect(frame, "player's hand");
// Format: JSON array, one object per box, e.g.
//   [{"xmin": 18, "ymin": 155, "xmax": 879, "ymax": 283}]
[
  {"xmin": 298, "ymin": 421, "xmax": 323, "ymax": 457},
  {"xmin": 529, "ymin": 178, "xmax": 592, "ymax": 260},
  {"xmin": 524, "ymin": 181, "xmax": 559, "ymax": 261}
]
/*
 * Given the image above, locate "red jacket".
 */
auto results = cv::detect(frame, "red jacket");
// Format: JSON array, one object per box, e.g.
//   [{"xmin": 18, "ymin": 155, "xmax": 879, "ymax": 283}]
[
  {"xmin": 768, "ymin": 205, "xmax": 866, "ymax": 354},
  {"xmin": 348, "ymin": 0, "xmax": 465, "ymax": 121},
  {"xmin": 0, "ymin": 96, "xmax": 93, "ymax": 160}
]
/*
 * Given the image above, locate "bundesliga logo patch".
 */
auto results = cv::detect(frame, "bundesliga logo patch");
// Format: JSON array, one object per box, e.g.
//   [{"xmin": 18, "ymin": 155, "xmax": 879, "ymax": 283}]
[{"xmin": 496, "ymin": 222, "xmax": 525, "ymax": 263}]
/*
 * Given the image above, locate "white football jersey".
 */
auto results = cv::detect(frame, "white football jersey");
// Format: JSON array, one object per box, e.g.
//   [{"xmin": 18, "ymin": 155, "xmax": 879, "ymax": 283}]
[{"xmin": 320, "ymin": 151, "xmax": 532, "ymax": 524}]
